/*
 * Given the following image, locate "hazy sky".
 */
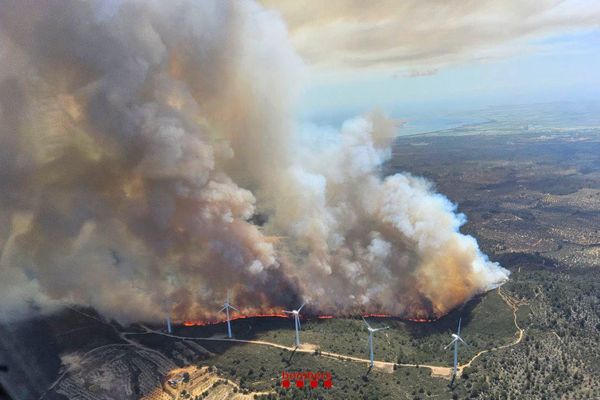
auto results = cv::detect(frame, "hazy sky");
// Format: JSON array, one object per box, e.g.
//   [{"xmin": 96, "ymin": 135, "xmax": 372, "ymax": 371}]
[{"xmin": 261, "ymin": 0, "xmax": 600, "ymax": 121}]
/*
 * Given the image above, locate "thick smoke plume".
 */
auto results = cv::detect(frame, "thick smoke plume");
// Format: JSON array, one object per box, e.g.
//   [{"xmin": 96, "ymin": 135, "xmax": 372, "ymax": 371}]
[{"xmin": 0, "ymin": 0, "xmax": 508, "ymax": 323}]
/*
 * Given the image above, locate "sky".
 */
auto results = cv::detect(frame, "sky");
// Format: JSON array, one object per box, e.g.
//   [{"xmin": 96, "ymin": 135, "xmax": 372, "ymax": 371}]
[{"xmin": 261, "ymin": 0, "xmax": 600, "ymax": 124}]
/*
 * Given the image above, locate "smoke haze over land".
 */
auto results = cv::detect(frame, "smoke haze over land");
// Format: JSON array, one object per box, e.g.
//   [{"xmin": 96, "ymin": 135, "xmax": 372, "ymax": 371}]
[{"xmin": 0, "ymin": 0, "xmax": 508, "ymax": 324}]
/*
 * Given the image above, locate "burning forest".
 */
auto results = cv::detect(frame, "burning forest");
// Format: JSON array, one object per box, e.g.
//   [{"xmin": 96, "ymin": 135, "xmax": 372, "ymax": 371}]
[{"xmin": 0, "ymin": 0, "xmax": 509, "ymax": 325}]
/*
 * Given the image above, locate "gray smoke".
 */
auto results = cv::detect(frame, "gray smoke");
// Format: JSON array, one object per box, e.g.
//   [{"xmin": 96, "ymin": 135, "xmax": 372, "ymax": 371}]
[{"xmin": 0, "ymin": 0, "xmax": 508, "ymax": 323}]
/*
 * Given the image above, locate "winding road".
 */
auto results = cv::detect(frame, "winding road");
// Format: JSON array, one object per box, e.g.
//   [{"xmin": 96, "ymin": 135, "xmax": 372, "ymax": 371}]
[
  {"xmin": 126, "ymin": 328, "xmax": 454, "ymax": 377},
  {"xmin": 457, "ymin": 288, "xmax": 526, "ymax": 374}
]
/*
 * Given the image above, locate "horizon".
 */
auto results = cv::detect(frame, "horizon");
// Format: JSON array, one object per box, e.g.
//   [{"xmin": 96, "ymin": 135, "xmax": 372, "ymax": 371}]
[{"xmin": 258, "ymin": 1, "xmax": 600, "ymax": 126}]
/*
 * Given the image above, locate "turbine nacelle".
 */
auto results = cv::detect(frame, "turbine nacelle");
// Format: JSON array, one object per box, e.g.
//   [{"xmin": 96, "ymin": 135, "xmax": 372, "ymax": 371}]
[
  {"xmin": 218, "ymin": 291, "xmax": 238, "ymax": 338},
  {"xmin": 283, "ymin": 302, "xmax": 305, "ymax": 316},
  {"xmin": 362, "ymin": 316, "xmax": 389, "ymax": 332},
  {"xmin": 219, "ymin": 291, "xmax": 239, "ymax": 313},
  {"xmin": 219, "ymin": 301, "xmax": 239, "ymax": 313},
  {"xmin": 367, "ymin": 326, "xmax": 389, "ymax": 333}
]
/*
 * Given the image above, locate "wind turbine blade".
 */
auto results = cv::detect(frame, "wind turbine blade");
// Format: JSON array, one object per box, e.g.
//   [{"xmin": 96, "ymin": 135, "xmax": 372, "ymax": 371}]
[
  {"xmin": 458, "ymin": 336, "xmax": 468, "ymax": 346},
  {"xmin": 283, "ymin": 310, "xmax": 293, "ymax": 314},
  {"xmin": 457, "ymin": 317, "xmax": 462, "ymax": 336},
  {"xmin": 361, "ymin": 316, "xmax": 372, "ymax": 329},
  {"xmin": 297, "ymin": 302, "xmax": 306, "ymax": 312},
  {"xmin": 373, "ymin": 326, "xmax": 389, "ymax": 332},
  {"xmin": 229, "ymin": 305, "xmax": 240, "ymax": 312},
  {"xmin": 444, "ymin": 338, "xmax": 457, "ymax": 349},
  {"xmin": 218, "ymin": 306, "xmax": 226, "ymax": 313}
]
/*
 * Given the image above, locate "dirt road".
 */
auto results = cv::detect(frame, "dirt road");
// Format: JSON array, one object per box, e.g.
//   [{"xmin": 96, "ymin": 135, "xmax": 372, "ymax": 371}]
[
  {"xmin": 457, "ymin": 288, "xmax": 526, "ymax": 374},
  {"xmin": 127, "ymin": 328, "xmax": 455, "ymax": 377}
]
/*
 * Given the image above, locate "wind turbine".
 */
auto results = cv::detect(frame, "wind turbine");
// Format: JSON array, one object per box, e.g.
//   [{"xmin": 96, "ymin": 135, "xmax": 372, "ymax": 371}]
[
  {"xmin": 445, "ymin": 318, "xmax": 467, "ymax": 384},
  {"xmin": 283, "ymin": 302, "xmax": 305, "ymax": 347},
  {"xmin": 166, "ymin": 314, "xmax": 172, "ymax": 334},
  {"xmin": 362, "ymin": 317, "xmax": 389, "ymax": 368},
  {"xmin": 164, "ymin": 268, "xmax": 180, "ymax": 335},
  {"xmin": 163, "ymin": 299, "xmax": 174, "ymax": 334},
  {"xmin": 218, "ymin": 291, "xmax": 239, "ymax": 338}
]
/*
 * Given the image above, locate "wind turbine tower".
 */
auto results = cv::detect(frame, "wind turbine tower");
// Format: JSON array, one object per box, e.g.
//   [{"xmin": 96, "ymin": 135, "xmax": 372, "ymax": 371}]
[
  {"xmin": 445, "ymin": 317, "xmax": 467, "ymax": 384},
  {"xmin": 362, "ymin": 317, "xmax": 389, "ymax": 368},
  {"xmin": 283, "ymin": 302, "xmax": 305, "ymax": 347},
  {"xmin": 164, "ymin": 299, "xmax": 173, "ymax": 334},
  {"xmin": 218, "ymin": 291, "xmax": 239, "ymax": 338}
]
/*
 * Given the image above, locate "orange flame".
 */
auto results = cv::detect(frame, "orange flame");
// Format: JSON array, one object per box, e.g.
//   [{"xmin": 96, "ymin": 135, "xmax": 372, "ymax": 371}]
[
  {"xmin": 362, "ymin": 313, "xmax": 392, "ymax": 318},
  {"xmin": 179, "ymin": 312, "xmax": 438, "ymax": 327},
  {"xmin": 362, "ymin": 313, "xmax": 438, "ymax": 323},
  {"xmin": 406, "ymin": 317, "xmax": 438, "ymax": 323},
  {"xmin": 182, "ymin": 313, "xmax": 289, "ymax": 326}
]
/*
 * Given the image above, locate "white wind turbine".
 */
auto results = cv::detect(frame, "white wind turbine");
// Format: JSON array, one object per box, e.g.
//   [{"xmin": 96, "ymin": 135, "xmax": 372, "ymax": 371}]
[
  {"xmin": 218, "ymin": 291, "xmax": 239, "ymax": 338},
  {"xmin": 164, "ymin": 300, "xmax": 173, "ymax": 334},
  {"xmin": 445, "ymin": 318, "xmax": 467, "ymax": 382},
  {"xmin": 164, "ymin": 270, "xmax": 179, "ymax": 335},
  {"xmin": 166, "ymin": 314, "xmax": 172, "ymax": 334},
  {"xmin": 362, "ymin": 317, "xmax": 389, "ymax": 368},
  {"xmin": 283, "ymin": 302, "xmax": 305, "ymax": 347}
]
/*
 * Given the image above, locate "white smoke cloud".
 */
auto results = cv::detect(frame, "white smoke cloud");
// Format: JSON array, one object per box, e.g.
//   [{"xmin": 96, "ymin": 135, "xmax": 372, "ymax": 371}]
[
  {"xmin": 269, "ymin": 114, "xmax": 508, "ymax": 317},
  {"xmin": 0, "ymin": 0, "xmax": 508, "ymax": 324}
]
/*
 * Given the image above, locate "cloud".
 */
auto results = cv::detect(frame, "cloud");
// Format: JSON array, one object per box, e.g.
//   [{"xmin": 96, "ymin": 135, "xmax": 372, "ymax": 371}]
[
  {"xmin": 261, "ymin": 0, "xmax": 600, "ymax": 73},
  {"xmin": 405, "ymin": 68, "xmax": 438, "ymax": 78}
]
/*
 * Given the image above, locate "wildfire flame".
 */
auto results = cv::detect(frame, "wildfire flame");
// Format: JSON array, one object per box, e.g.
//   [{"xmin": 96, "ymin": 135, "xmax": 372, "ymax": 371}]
[
  {"xmin": 183, "ymin": 313, "xmax": 289, "ymax": 326},
  {"xmin": 361, "ymin": 313, "xmax": 392, "ymax": 318},
  {"xmin": 180, "ymin": 312, "xmax": 437, "ymax": 327}
]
